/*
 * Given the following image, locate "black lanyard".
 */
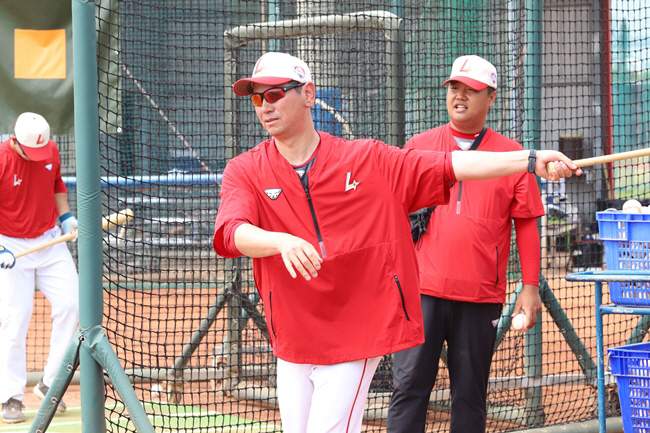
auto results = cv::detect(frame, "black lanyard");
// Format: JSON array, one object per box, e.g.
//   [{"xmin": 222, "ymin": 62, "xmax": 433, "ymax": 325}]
[{"xmin": 467, "ymin": 127, "xmax": 487, "ymax": 151}]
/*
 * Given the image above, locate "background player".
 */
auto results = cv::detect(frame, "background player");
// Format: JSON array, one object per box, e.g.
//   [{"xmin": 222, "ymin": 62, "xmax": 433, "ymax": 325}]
[
  {"xmin": 387, "ymin": 55, "xmax": 545, "ymax": 433},
  {"xmin": 212, "ymin": 52, "xmax": 580, "ymax": 433},
  {"xmin": 0, "ymin": 112, "xmax": 79, "ymax": 423}
]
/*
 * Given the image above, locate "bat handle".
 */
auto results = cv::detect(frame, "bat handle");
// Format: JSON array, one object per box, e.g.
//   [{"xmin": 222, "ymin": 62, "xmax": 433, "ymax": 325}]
[{"xmin": 546, "ymin": 161, "xmax": 556, "ymax": 176}]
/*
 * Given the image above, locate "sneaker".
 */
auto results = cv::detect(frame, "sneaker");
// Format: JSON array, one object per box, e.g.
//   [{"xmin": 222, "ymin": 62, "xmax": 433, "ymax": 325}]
[
  {"xmin": 2, "ymin": 398, "xmax": 25, "ymax": 424},
  {"xmin": 33, "ymin": 379, "xmax": 67, "ymax": 413}
]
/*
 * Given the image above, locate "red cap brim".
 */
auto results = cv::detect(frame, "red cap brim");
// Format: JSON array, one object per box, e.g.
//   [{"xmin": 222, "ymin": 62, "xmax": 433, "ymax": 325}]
[
  {"xmin": 443, "ymin": 76, "xmax": 489, "ymax": 91},
  {"xmin": 233, "ymin": 77, "xmax": 295, "ymax": 96},
  {"xmin": 22, "ymin": 139, "xmax": 54, "ymax": 161}
]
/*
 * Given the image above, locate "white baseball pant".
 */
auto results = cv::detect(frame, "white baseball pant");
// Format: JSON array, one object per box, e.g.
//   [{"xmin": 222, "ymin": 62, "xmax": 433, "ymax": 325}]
[
  {"xmin": 0, "ymin": 226, "xmax": 79, "ymax": 403},
  {"xmin": 276, "ymin": 356, "xmax": 381, "ymax": 433}
]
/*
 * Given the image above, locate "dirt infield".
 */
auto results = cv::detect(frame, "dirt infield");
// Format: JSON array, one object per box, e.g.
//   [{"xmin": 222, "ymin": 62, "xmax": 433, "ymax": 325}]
[{"xmin": 24, "ymin": 261, "xmax": 644, "ymax": 431}]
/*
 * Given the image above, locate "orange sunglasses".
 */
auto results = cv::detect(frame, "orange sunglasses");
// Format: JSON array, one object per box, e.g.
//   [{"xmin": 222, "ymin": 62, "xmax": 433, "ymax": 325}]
[{"xmin": 250, "ymin": 82, "xmax": 305, "ymax": 107}]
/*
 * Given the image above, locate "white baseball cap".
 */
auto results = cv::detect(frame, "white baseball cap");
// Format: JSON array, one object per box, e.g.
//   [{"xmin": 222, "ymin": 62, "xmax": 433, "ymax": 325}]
[
  {"xmin": 233, "ymin": 52, "xmax": 312, "ymax": 96},
  {"xmin": 14, "ymin": 112, "xmax": 53, "ymax": 161},
  {"xmin": 443, "ymin": 55, "xmax": 497, "ymax": 90}
]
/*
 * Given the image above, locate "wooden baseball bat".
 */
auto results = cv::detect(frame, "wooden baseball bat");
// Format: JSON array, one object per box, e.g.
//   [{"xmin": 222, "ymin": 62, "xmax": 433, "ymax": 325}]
[
  {"xmin": 102, "ymin": 208, "xmax": 134, "ymax": 230},
  {"xmin": 546, "ymin": 147, "xmax": 650, "ymax": 175},
  {"xmin": 15, "ymin": 208, "xmax": 134, "ymax": 258}
]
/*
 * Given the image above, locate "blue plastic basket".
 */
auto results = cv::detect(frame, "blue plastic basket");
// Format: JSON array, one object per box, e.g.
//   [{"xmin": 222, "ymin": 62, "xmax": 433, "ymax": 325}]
[
  {"xmin": 608, "ymin": 342, "xmax": 650, "ymax": 432},
  {"xmin": 597, "ymin": 211, "xmax": 650, "ymax": 305}
]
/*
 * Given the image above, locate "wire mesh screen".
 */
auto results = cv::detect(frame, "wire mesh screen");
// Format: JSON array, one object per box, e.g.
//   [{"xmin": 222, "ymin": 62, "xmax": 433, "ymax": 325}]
[{"xmin": 20, "ymin": 0, "xmax": 650, "ymax": 431}]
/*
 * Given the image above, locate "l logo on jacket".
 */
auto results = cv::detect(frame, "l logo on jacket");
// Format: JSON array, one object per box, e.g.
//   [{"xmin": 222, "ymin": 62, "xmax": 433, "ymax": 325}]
[
  {"xmin": 345, "ymin": 172, "xmax": 359, "ymax": 192},
  {"xmin": 265, "ymin": 188, "xmax": 282, "ymax": 200}
]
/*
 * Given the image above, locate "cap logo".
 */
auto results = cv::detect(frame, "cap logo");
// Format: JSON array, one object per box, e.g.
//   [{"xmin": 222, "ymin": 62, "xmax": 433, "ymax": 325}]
[
  {"xmin": 253, "ymin": 60, "xmax": 266, "ymax": 75},
  {"xmin": 491, "ymin": 72, "xmax": 497, "ymax": 85},
  {"xmin": 293, "ymin": 66, "xmax": 306, "ymax": 79},
  {"xmin": 37, "ymin": 134, "xmax": 44, "ymax": 145},
  {"xmin": 459, "ymin": 59, "xmax": 472, "ymax": 73}
]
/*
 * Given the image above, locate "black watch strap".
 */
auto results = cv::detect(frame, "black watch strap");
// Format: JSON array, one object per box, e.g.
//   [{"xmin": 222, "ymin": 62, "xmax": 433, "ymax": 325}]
[{"xmin": 527, "ymin": 149, "xmax": 536, "ymax": 173}]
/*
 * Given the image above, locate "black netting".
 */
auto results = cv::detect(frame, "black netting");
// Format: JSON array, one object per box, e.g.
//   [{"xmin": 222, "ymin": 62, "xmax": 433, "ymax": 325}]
[{"xmin": 21, "ymin": 0, "xmax": 650, "ymax": 431}]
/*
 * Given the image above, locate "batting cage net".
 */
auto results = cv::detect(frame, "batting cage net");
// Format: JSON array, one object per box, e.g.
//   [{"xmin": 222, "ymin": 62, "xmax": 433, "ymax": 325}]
[{"xmin": 21, "ymin": 0, "xmax": 650, "ymax": 431}]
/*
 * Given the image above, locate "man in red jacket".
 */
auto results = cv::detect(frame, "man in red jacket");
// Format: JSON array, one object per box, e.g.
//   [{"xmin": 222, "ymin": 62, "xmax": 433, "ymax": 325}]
[
  {"xmin": 387, "ymin": 55, "xmax": 546, "ymax": 433},
  {"xmin": 213, "ymin": 52, "xmax": 580, "ymax": 433}
]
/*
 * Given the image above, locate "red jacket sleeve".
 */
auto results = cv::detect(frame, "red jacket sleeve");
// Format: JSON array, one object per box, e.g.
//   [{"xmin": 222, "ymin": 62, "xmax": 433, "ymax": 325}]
[
  {"xmin": 377, "ymin": 144, "xmax": 451, "ymax": 213},
  {"xmin": 213, "ymin": 159, "xmax": 258, "ymax": 257},
  {"xmin": 514, "ymin": 217, "xmax": 541, "ymax": 286},
  {"xmin": 443, "ymin": 152, "xmax": 457, "ymax": 184},
  {"xmin": 510, "ymin": 172, "xmax": 544, "ymax": 218},
  {"xmin": 512, "ymin": 171, "xmax": 544, "ymax": 286}
]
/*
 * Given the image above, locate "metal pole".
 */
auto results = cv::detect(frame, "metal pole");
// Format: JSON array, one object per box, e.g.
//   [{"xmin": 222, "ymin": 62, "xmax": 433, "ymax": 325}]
[
  {"xmin": 523, "ymin": 0, "xmax": 545, "ymax": 425},
  {"xmin": 72, "ymin": 2, "xmax": 155, "ymax": 431},
  {"xmin": 595, "ymin": 282, "xmax": 606, "ymax": 433},
  {"xmin": 540, "ymin": 278, "xmax": 597, "ymax": 378},
  {"xmin": 71, "ymin": 0, "xmax": 107, "ymax": 430},
  {"xmin": 600, "ymin": 0, "xmax": 616, "ymax": 198}
]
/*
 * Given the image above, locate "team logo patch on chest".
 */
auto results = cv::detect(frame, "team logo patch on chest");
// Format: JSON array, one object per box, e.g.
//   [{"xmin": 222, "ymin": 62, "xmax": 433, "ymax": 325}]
[
  {"xmin": 264, "ymin": 188, "xmax": 282, "ymax": 200},
  {"xmin": 345, "ymin": 172, "xmax": 360, "ymax": 192}
]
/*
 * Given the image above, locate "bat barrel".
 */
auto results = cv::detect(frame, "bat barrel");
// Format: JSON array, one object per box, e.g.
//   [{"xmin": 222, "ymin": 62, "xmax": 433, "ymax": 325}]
[
  {"xmin": 15, "ymin": 208, "xmax": 134, "ymax": 259},
  {"xmin": 102, "ymin": 208, "xmax": 134, "ymax": 229}
]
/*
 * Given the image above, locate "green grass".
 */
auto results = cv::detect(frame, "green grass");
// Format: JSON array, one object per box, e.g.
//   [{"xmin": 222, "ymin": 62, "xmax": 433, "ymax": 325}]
[
  {"xmin": 0, "ymin": 402, "xmax": 280, "ymax": 433},
  {"xmin": 0, "ymin": 406, "xmax": 81, "ymax": 433}
]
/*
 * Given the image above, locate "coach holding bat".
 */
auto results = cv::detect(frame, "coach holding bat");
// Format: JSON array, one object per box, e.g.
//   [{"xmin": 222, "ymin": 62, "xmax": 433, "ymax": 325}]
[
  {"xmin": 0, "ymin": 112, "xmax": 79, "ymax": 423},
  {"xmin": 388, "ymin": 55, "xmax": 547, "ymax": 433},
  {"xmin": 213, "ymin": 52, "xmax": 581, "ymax": 433}
]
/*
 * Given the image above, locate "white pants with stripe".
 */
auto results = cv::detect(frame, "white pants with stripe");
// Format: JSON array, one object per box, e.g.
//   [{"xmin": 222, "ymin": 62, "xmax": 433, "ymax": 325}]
[
  {"xmin": 0, "ymin": 227, "xmax": 79, "ymax": 403},
  {"xmin": 276, "ymin": 356, "xmax": 381, "ymax": 433}
]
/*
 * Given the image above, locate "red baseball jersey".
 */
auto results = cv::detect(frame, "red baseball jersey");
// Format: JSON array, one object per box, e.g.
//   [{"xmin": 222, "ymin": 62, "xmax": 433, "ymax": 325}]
[
  {"xmin": 406, "ymin": 124, "xmax": 545, "ymax": 303},
  {"xmin": 0, "ymin": 139, "xmax": 67, "ymax": 238},
  {"xmin": 213, "ymin": 131, "xmax": 452, "ymax": 364}
]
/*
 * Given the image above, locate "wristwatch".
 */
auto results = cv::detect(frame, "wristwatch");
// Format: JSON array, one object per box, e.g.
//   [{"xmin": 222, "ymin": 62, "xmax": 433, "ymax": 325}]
[{"xmin": 528, "ymin": 149, "xmax": 536, "ymax": 173}]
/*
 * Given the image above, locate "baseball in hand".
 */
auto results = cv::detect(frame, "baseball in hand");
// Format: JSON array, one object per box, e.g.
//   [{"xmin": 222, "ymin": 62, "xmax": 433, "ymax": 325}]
[
  {"xmin": 622, "ymin": 199, "xmax": 643, "ymax": 214},
  {"xmin": 512, "ymin": 313, "xmax": 527, "ymax": 331}
]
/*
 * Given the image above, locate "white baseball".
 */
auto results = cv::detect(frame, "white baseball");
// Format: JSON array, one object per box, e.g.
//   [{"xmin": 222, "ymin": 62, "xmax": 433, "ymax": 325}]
[
  {"xmin": 512, "ymin": 313, "xmax": 527, "ymax": 331},
  {"xmin": 150, "ymin": 384, "xmax": 163, "ymax": 399},
  {"xmin": 622, "ymin": 199, "xmax": 643, "ymax": 214}
]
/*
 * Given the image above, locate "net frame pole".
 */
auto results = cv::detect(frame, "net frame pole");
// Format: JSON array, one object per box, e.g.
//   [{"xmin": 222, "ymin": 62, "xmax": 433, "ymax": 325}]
[
  {"xmin": 538, "ymin": 277, "xmax": 598, "ymax": 378},
  {"xmin": 223, "ymin": 10, "xmax": 406, "ymax": 157},
  {"xmin": 523, "ymin": 0, "xmax": 545, "ymax": 426},
  {"xmin": 71, "ymin": 1, "xmax": 154, "ymax": 431},
  {"xmin": 71, "ymin": 1, "xmax": 106, "ymax": 430},
  {"xmin": 165, "ymin": 286, "xmax": 233, "ymax": 403},
  {"xmin": 600, "ymin": 0, "xmax": 616, "ymax": 199}
]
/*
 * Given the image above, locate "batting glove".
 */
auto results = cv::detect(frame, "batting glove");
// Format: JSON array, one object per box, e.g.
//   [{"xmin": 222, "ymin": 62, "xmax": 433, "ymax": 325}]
[
  {"xmin": 59, "ymin": 212, "xmax": 79, "ymax": 235},
  {"xmin": 0, "ymin": 246, "xmax": 16, "ymax": 269}
]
